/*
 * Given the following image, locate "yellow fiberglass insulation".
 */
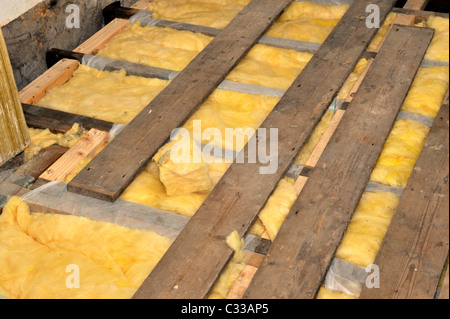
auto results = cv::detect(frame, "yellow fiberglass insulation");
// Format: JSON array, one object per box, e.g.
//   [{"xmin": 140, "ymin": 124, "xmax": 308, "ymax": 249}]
[
  {"xmin": 370, "ymin": 119, "xmax": 430, "ymax": 188},
  {"xmin": 227, "ymin": 44, "xmax": 313, "ymax": 90},
  {"xmin": 97, "ymin": 23, "xmax": 313, "ymax": 90},
  {"xmin": 294, "ymin": 110, "xmax": 334, "ymax": 166},
  {"xmin": 401, "ymin": 66, "xmax": 449, "ymax": 118},
  {"xmin": 149, "ymin": 0, "xmax": 250, "ymax": 29},
  {"xmin": 317, "ymin": 191, "xmax": 400, "ymax": 299},
  {"xmin": 208, "ymin": 230, "xmax": 249, "ymax": 299},
  {"xmin": 97, "ymin": 24, "xmax": 213, "ymax": 72},
  {"xmin": 120, "ymin": 161, "xmax": 209, "ymax": 218},
  {"xmin": 0, "ymin": 197, "xmax": 171, "ymax": 299},
  {"xmin": 335, "ymin": 191, "xmax": 400, "ymax": 268},
  {"xmin": 423, "ymin": 16, "xmax": 449, "ymax": 62},
  {"xmin": 256, "ymin": 177, "xmax": 298, "ymax": 242},
  {"xmin": 150, "ymin": 0, "xmax": 348, "ymax": 43},
  {"xmin": 182, "ymin": 89, "xmax": 280, "ymax": 151},
  {"xmin": 266, "ymin": 1, "xmax": 349, "ymax": 43},
  {"xmin": 24, "ymin": 124, "xmax": 86, "ymax": 162},
  {"xmin": 37, "ymin": 65, "xmax": 169, "ymax": 125},
  {"xmin": 337, "ymin": 58, "xmax": 369, "ymax": 101}
]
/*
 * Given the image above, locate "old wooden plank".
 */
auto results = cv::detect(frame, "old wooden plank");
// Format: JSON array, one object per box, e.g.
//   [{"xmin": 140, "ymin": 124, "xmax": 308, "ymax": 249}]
[
  {"xmin": 68, "ymin": 0, "xmax": 295, "ymax": 202},
  {"xmin": 359, "ymin": 92, "xmax": 449, "ymax": 299},
  {"xmin": 132, "ymin": 0, "xmax": 398, "ymax": 299},
  {"xmin": 15, "ymin": 145, "xmax": 68, "ymax": 179},
  {"xmin": 22, "ymin": 103, "xmax": 114, "ymax": 133},
  {"xmin": 244, "ymin": 25, "xmax": 433, "ymax": 299}
]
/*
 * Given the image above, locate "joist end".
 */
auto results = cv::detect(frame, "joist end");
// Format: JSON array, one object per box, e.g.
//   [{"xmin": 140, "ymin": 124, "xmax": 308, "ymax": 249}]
[{"xmin": 67, "ymin": 181, "xmax": 118, "ymax": 202}]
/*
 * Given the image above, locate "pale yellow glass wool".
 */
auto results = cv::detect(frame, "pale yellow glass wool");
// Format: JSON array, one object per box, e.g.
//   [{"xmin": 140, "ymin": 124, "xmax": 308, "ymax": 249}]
[
  {"xmin": 256, "ymin": 178, "xmax": 298, "ymax": 241},
  {"xmin": 370, "ymin": 119, "xmax": 430, "ymax": 188},
  {"xmin": 424, "ymin": 16, "xmax": 449, "ymax": 62},
  {"xmin": 149, "ymin": 0, "xmax": 250, "ymax": 29},
  {"xmin": 120, "ymin": 162, "xmax": 209, "ymax": 218},
  {"xmin": 0, "ymin": 197, "xmax": 171, "ymax": 299},
  {"xmin": 97, "ymin": 23, "xmax": 213, "ymax": 72},
  {"xmin": 97, "ymin": 23, "xmax": 313, "ymax": 90},
  {"xmin": 267, "ymin": 1, "xmax": 349, "ymax": 43},
  {"xmin": 337, "ymin": 58, "xmax": 369, "ymax": 101},
  {"xmin": 37, "ymin": 65, "xmax": 168, "ymax": 125},
  {"xmin": 335, "ymin": 191, "xmax": 400, "ymax": 268},
  {"xmin": 150, "ymin": 0, "xmax": 348, "ymax": 43},
  {"xmin": 402, "ymin": 66, "xmax": 449, "ymax": 117}
]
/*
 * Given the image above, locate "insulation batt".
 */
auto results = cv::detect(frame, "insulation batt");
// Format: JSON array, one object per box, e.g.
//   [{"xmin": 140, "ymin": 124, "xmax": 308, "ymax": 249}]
[
  {"xmin": 98, "ymin": 23, "xmax": 313, "ymax": 90},
  {"xmin": 317, "ymin": 191, "xmax": 400, "ymax": 299},
  {"xmin": 149, "ymin": 0, "xmax": 349, "ymax": 40},
  {"xmin": 423, "ymin": 16, "xmax": 449, "ymax": 62},
  {"xmin": 0, "ymin": 197, "xmax": 171, "ymax": 299},
  {"xmin": 401, "ymin": 66, "xmax": 449, "ymax": 118},
  {"xmin": 370, "ymin": 119, "xmax": 430, "ymax": 188},
  {"xmin": 37, "ymin": 65, "xmax": 168, "ymax": 125}
]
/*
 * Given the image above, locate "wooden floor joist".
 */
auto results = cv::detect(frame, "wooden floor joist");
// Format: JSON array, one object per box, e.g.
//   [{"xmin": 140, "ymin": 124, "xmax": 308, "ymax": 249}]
[
  {"xmin": 243, "ymin": 25, "xmax": 434, "ymax": 299},
  {"xmin": 68, "ymin": 0, "xmax": 296, "ymax": 202},
  {"xmin": 22, "ymin": 103, "xmax": 115, "ymax": 133},
  {"xmin": 359, "ymin": 92, "xmax": 449, "ymax": 299},
  {"xmin": 131, "ymin": 0, "xmax": 398, "ymax": 299}
]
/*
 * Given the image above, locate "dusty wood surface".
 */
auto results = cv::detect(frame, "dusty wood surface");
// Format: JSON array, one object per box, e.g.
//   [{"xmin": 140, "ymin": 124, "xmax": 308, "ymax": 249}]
[{"xmin": 22, "ymin": 103, "xmax": 115, "ymax": 133}]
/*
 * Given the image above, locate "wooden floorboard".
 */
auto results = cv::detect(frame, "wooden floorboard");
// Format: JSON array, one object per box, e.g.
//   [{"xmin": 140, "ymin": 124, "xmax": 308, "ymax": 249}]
[
  {"xmin": 132, "ymin": 0, "xmax": 398, "ymax": 299},
  {"xmin": 244, "ymin": 25, "xmax": 433, "ymax": 299},
  {"xmin": 359, "ymin": 92, "xmax": 449, "ymax": 299}
]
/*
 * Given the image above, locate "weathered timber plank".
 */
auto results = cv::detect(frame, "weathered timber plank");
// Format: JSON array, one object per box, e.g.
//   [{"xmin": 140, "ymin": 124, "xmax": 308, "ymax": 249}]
[
  {"xmin": 244, "ymin": 25, "xmax": 434, "ymax": 299},
  {"xmin": 15, "ymin": 145, "xmax": 68, "ymax": 179},
  {"xmin": 359, "ymin": 92, "xmax": 449, "ymax": 299},
  {"xmin": 22, "ymin": 103, "xmax": 114, "ymax": 133},
  {"xmin": 132, "ymin": 0, "xmax": 399, "ymax": 299},
  {"xmin": 68, "ymin": 0, "xmax": 295, "ymax": 202}
]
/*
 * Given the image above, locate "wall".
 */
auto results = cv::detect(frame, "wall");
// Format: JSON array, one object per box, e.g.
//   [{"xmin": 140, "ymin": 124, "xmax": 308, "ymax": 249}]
[
  {"xmin": 0, "ymin": 0, "xmax": 45, "ymax": 26},
  {"xmin": 1, "ymin": 0, "xmax": 136, "ymax": 90}
]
